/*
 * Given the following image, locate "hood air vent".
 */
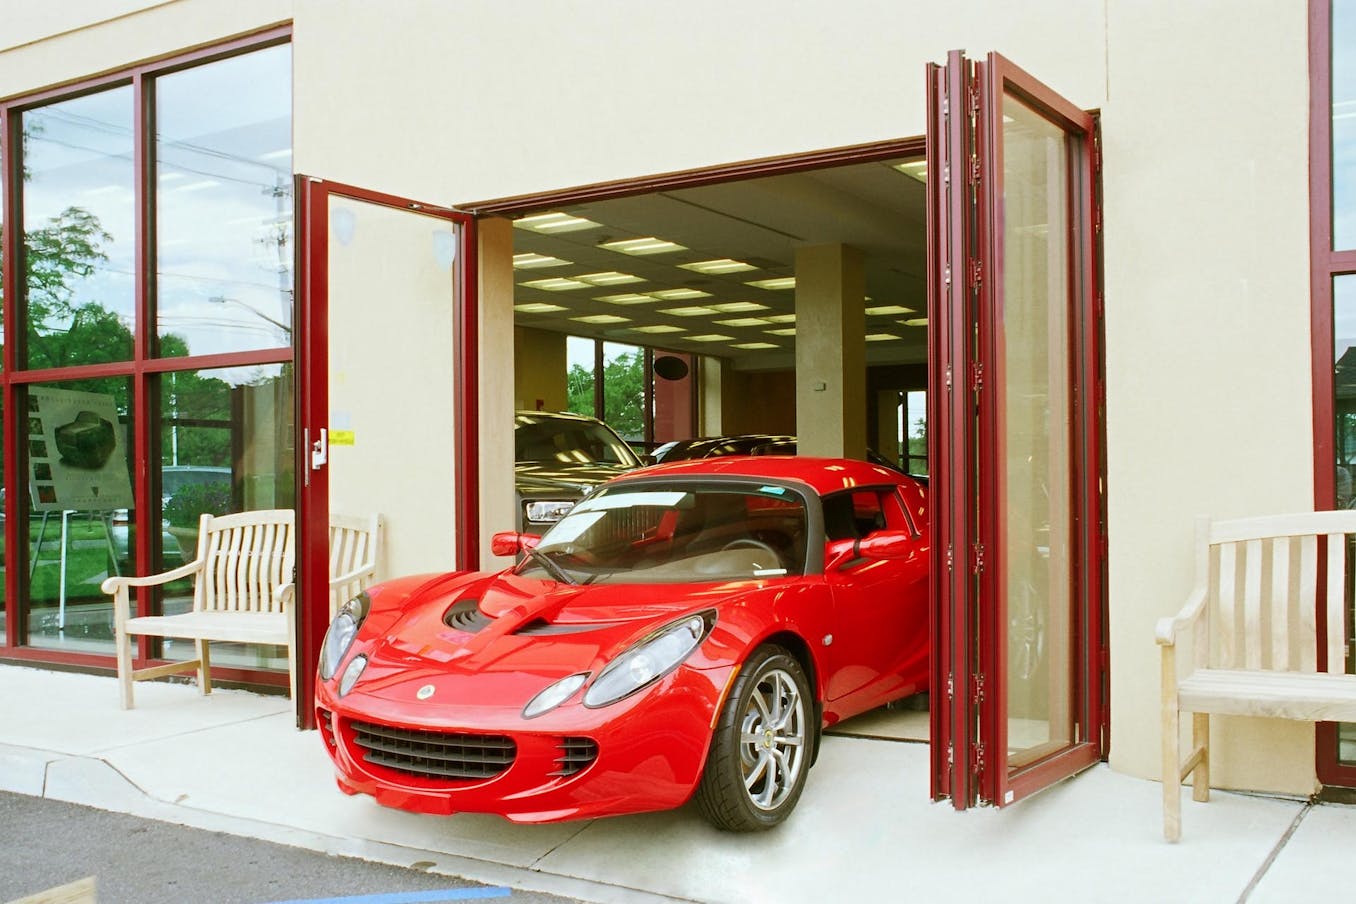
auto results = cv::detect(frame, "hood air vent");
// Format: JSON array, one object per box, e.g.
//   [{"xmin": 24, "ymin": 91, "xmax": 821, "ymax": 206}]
[{"xmin": 444, "ymin": 599, "xmax": 492, "ymax": 633}]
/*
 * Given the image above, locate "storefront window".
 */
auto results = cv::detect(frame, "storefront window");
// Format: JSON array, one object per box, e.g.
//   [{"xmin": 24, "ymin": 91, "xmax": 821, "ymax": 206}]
[
  {"xmin": 155, "ymin": 44, "xmax": 293, "ymax": 357},
  {"xmin": 602, "ymin": 341, "xmax": 644, "ymax": 441},
  {"xmin": 0, "ymin": 33, "xmax": 292, "ymax": 680},
  {"xmin": 22, "ymin": 87, "xmax": 136, "ymax": 368},
  {"xmin": 1336, "ymin": 275, "xmax": 1356, "ymax": 764},
  {"xmin": 22, "ymin": 376, "xmax": 135, "ymax": 653},
  {"xmin": 566, "ymin": 335, "xmax": 595, "ymax": 417},
  {"xmin": 155, "ymin": 363, "xmax": 292, "ymax": 672}
]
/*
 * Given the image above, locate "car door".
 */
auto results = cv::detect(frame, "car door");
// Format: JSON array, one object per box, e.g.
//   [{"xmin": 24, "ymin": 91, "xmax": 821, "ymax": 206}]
[{"xmin": 820, "ymin": 485, "xmax": 929, "ymax": 712}]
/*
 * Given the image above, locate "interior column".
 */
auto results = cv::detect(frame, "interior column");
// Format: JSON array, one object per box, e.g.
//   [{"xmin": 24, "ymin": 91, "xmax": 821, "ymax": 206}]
[
  {"xmin": 794, "ymin": 243, "xmax": 866, "ymax": 459},
  {"xmin": 478, "ymin": 216, "xmax": 517, "ymax": 567}
]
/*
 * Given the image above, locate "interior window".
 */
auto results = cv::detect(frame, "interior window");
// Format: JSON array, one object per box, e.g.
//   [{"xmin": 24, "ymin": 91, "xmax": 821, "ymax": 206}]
[{"xmin": 822, "ymin": 488, "xmax": 906, "ymax": 540}]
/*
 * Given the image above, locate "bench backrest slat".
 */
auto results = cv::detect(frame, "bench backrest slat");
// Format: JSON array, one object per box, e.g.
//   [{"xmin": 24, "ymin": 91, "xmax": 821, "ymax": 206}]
[
  {"xmin": 1202, "ymin": 514, "xmax": 1351, "ymax": 675},
  {"xmin": 193, "ymin": 510, "xmax": 296, "ymax": 615}
]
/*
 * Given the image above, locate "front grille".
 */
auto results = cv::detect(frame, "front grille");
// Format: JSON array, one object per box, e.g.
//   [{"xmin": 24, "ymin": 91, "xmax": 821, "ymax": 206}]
[
  {"xmin": 351, "ymin": 720, "xmax": 516, "ymax": 780},
  {"xmin": 553, "ymin": 736, "xmax": 598, "ymax": 776}
]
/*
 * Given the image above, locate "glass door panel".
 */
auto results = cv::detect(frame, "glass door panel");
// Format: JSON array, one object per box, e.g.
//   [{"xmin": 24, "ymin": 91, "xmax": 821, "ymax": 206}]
[
  {"xmin": 999, "ymin": 95, "xmax": 1076, "ymax": 771},
  {"xmin": 295, "ymin": 179, "xmax": 473, "ymax": 727}
]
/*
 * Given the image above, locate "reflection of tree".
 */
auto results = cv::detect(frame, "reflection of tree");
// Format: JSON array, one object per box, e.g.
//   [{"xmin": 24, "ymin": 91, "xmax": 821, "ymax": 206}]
[{"xmin": 566, "ymin": 351, "xmax": 645, "ymax": 438}]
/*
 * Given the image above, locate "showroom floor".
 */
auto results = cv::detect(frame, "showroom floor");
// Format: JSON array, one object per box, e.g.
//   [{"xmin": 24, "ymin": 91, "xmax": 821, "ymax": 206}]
[{"xmin": 0, "ymin": 664, "xmax": 1346, "ymax": 903}]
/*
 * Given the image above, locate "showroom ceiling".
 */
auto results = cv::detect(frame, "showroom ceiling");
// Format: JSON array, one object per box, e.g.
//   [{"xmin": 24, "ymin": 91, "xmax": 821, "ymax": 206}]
[{"xmin": 508, "ymin": 157, "xmax": 928, "ymax": 370}]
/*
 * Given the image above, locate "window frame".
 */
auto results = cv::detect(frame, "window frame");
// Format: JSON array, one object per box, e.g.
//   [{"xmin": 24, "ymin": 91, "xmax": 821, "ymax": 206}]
[
  {"xmin": 1310, "ymin": 0, "xmax": 1356, "ymax": 788},
  {"xmin": 0, "ymin": 26, "xmax": 294, "ymax": 685}
]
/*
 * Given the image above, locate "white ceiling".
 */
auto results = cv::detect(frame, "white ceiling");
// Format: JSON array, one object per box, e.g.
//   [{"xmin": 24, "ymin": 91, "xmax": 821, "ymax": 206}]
[{"xmin": 509, "ymin": 156, "xmax": 928, "ymax": 370}]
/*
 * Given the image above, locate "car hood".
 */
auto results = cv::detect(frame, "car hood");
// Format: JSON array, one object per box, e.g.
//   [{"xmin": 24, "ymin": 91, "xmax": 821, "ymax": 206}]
[
  {"xmin": 513, "ymin": 461, "xmax": 632, "ymax": 497},
  {"xmin": 342, "ymin": 570, "xmax": 761, "ymax": 716}
]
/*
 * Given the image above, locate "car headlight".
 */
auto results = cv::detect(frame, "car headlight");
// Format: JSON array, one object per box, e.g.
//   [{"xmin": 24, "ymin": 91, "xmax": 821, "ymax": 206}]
[
  {"xmin": 584, "ymin": 611, "xmax": 714, "ymax": 709},
  {"xmin": 525, "ymin": 500, "xmax": 576, "ymax": 523},
  {"xmin": 320, "ymin": 592, "xmax": 370, "ymax": 681},
  {"xmin": 338, "ymin": 654, "xmax": 368, "ymax": 697},
  {"xmin": 523, "ymin": 672, "xmax": 589, "ymax": 719}
]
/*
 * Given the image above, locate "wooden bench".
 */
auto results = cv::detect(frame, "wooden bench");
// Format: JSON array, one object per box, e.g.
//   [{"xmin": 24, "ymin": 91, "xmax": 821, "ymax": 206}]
[
  {"xmin": 103, "ymin": 510, "xmax": 381, "ymax": 709},
  {"xmin": 104, "ymin": 509, "xmax": 297, "ymax": 709},
  {"xmin": 1157, "ymin": 512, "xmax": 1356, "ymax": 841}
]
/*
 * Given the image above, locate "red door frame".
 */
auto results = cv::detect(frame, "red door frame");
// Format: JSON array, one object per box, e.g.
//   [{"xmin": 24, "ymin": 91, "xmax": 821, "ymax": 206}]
[
  {"xmin": 1309, "ymin": 0, "xmax": 1356, "ymax": 788},
  {"xmin": 927, "ymin": 50, "xmax": 1107, "ymax": 808},
  {"xmin": 294, "ymin": 177, "xmax": 478, "ymax": 729}
]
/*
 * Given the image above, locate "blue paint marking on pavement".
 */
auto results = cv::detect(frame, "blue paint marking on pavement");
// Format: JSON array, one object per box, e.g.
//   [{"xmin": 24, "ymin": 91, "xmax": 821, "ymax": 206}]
[{"xmin": 264, "ymin": 887, "xmax": 512, "ymax": 904}]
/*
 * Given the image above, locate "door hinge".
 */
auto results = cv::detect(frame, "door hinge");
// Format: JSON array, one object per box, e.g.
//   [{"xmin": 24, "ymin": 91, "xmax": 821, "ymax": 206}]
[
  {"xmin": 972, "ymin": 673, "xmax": 986, "ymax": 704},
  {"xmin": 970, "ymin": 361, "xmax": 984, "ymax": 393},
  {"xmin": 969, "ymin": 258, "xmax": 983, "ymax": 289},
  {"xmin": 945, "ymin": 364, "xmax": 953, "ymax": 392},
  {"xmin": 971, "ymin": 543, "xmax": 985, "ymax": 573},
  {"xmin": 967, "ymin": 79, "xmax": 981, "ymax": 117},
  {"xmin": 946, "ymin": 672, "xmax": 955, "ymax": 700},
  {"xmin": 972, "ymin": 741, "xmax": 986, "ymax": 773},
  {"xmin": 946, "ymin": 742, "xmax": 955, "ymax": 767},
  {"xmin": 969, "ymin": 155, "xmax": 982, "ymax": 186},
  {"xmin": 945, "ymin": 543, "xmax": 954, "ymax": 571}
]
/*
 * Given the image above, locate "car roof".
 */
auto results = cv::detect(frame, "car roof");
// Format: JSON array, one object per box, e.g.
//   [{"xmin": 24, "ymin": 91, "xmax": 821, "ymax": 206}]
[
  {"xmin": 615, "ymin": 455, "xmax": 910, "ymax": 496},
  {"xmin": 514, "ymin": 410, "xmax": 605, "ymax": 425}
]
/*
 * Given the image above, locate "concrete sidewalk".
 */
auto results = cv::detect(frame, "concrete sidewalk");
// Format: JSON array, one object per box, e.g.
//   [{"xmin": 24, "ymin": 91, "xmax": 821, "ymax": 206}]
[{"xmin": 0, "ymin": 664, "xmax": 1346, "ymax": 903}]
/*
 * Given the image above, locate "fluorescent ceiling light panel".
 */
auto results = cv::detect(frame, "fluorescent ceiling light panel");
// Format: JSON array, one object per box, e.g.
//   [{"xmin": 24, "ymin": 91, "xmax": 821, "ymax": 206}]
[
  {"xmin": 629, "ymin": 324, "xmax": 686, "ymax": 334},
  {"xmin": 707, "ymin": 301, "xmax": 769, "ymax": 313},
  {"xmin": 904, "ymin": 318, "xmax": 928, "ymax": 327},
  {"xmin": 575, "ymin": 271, "xmax": 644, "ymax": 286},
  {"xmin": 679, "ymin": 258, "xmax": 757, "ymax": 274},
  {"xmin": 732, "ymin": 342, "xmax": 779, "ymax": 350},
  {"xmin": 714, "ymin": 317, "xmax": 771, "ymax": 327},
  {"xmin": 519, "ymin": 277, "xmax": 590, "ymax": 291},
  {"xmin": 571, "ymin": 314, "xmax": 631, "ymax": 324},
  {"xmin": 513, "ymin": 252, "xmax": 572, "ymax": 269},
  {"xmin": 513, "ymin": 211, "xmax": 601, "ymax": 233},
  {"xmin": 659, "ymin": 306, "xmax": 717, "ymax": 317},
  {"xmin": 746, "ymin": 277, "xmax": 796, "ymax": 291},
  {"xmin": 514, "ymin": 302, "xmax": 568, "ymax": 313},
  {"xmin": 764, "ymin": 313, "xmax": 797, "ymax": 323},
  {"xmin": 893, "ymin": 160, "xmax": 928, "ymax": 183},
  {"xmin": 595, "ymin": 293, "xmax": 653, "ymax": 305},
  {"xmin": 648, "ymin": 288, "xmax": 712, "ymax": 300},
  {"xmin": 599, "ymin": 236, "xmax": 687, "ymax": 255},
  {"xmin": 866, "ymin": 333, "xmax": 901, "ymax": 342},
  {"xmin": 765, "ymin": 327, "xmax": 797, "ymax": 336},
  {"xmin": 686, "ymin": 334, "xmax": 734, "ymax": 342},
  {"xmin": 865, "ymin": 304, "xmax": 915, "ymax": 316}
]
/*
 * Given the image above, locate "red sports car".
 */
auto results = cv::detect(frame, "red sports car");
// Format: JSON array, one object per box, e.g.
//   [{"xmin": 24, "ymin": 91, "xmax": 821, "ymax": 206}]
[{"xmin": 314, "ymin": 456, "xmax": 929, "ymax": 831}]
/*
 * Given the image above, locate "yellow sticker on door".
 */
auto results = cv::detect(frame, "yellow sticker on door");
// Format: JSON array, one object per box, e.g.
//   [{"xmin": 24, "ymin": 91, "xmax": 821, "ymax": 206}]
[{"xmin": 330, "ymin": 430, "xmax": 356, "ymax": 446}]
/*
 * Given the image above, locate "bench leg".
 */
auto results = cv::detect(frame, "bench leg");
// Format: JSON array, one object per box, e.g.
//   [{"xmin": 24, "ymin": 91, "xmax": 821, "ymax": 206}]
[
  {"xmin": 1192, "ymin": 712, "xmax": 1210, "ymax": 803},
  {"xmin": 116, "ymin": 627, "xmax": 135, "ymax": 710},
  {"xmin": 196, "ymin": 639, "xmax": 212, "ymax": 696},
  {"xmin": 1162, "ymin": 697, "xmax": 1181, "ymax": 842}
]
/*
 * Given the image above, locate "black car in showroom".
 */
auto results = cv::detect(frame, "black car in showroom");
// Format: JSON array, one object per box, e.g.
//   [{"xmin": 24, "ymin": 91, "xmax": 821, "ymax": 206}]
[{"xmin": 514, "ymin": 410, "xmax": 642, "ymax": 533}]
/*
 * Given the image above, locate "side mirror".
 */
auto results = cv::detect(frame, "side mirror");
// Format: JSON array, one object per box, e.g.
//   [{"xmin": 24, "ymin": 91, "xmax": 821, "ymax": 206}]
[
  {"xmin": 825, "ymin": 530, "xmax": 915, "ymax": 571},
  {"xmin": 490, "ymin": 531, "xmax": 541, "ymax": 557}
]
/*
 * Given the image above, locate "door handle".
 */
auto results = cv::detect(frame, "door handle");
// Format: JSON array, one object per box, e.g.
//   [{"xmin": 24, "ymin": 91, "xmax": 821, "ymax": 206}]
[{"xmin": 311, "ymin": 427, "xmax": 328, "ymax": 471}]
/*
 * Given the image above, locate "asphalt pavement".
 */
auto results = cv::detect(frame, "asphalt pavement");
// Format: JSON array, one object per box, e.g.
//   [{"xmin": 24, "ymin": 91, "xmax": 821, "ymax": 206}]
[{"xmin": 0, "ymin": 792, "xmax": 584, "ymax": 904}]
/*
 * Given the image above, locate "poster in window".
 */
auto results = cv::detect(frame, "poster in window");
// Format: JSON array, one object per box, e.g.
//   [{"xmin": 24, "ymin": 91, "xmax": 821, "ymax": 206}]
[{"xmin": 26, "ymin": 387, "xmax": 133, "ymax": 512}]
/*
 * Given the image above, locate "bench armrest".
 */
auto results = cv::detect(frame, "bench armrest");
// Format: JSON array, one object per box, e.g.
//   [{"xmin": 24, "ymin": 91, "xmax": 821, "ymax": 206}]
[
  {"xmin": 101, "ymin": 557, "xmax": 204, "ymax": 596},
  {"xmin": 330, "ymin": 560, "xmax": 376, "ymax": 590},
  {"xmin": 1156, "ymin": 586, "xmax": 1207, "ymax": 646}
]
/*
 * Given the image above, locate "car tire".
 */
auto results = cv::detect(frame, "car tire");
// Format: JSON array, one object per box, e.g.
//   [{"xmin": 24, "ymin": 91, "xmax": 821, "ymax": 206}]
[{"xmin": 695, "ymin": 644, "xmax": 814, "ymax": 831}]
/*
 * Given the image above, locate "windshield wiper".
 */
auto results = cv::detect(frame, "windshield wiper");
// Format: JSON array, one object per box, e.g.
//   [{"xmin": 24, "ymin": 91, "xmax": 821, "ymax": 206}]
[{"xmin": 524, "ymin": 547, "xmax": 576, "ymax": 585}]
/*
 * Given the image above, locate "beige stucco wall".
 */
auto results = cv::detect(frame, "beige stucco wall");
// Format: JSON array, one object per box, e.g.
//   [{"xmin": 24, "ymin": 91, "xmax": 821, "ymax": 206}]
[
  {"xmin": 1101, "ymin": 0, "xmax": 1316, "ymax": 795},
  {"xmin": 0, "ymin": 0, "xmax": 1327, "ymax": 797}
]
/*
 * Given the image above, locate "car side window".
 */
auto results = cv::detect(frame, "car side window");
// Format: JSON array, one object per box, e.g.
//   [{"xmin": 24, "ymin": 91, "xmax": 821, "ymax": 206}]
[{"xmin": 822, "ymin": 488, "xmax": 908, "ymax": 541}]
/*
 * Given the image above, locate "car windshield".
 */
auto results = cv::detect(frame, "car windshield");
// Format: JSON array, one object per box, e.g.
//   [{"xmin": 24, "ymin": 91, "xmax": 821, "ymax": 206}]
[
  {"xmin": 514, "ymin": 416, "xmax": 640, "ymax": 466},
  {"xmin": 517, "ymin": 480, "xmax": 809, "ymax": 584}
]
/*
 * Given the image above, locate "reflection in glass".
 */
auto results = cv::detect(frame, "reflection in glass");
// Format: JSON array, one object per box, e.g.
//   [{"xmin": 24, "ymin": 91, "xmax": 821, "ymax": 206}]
[
  {"xmin": 22, "ymin": 87, "xmax": 135, "ymax": 368},
  {"xmin": 566, "ymin": 336, "xmax": 596, "ymax": 417},
  {"xmin": 906, "ymin": 389, "xmax": 928, "ymax": 476},
  {"xmin": 156, "ymin": 363, "xmax": 293, "ymax": 672},
  {"xmin": 1335, "ymin": 276, "xmax": 1356, "ymax": 763},
  {"xmin": 155, "ymin": 44, "xmax": 293, "ymax": 357},
  {"xmin": 1335, "ymin": 0, "xmax": 1356, "ymax": 249},
  {"xmin": 23, "ymin": 377, "xmax": 135, "ymax": 653},
  {"xmin": 602, "ymin": 341, "xmax": 645, "ymax": 441},
  {"xmin": 1001, "ymin": 95, "xmax": 1075, "ymax": 773}
]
